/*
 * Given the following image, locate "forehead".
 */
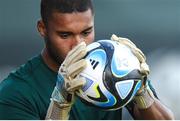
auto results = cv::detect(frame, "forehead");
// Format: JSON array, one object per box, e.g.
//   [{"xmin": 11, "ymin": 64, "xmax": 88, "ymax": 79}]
[{"xmin": 47, "ymin": 9, "xmax": 94, "ymax": 32}]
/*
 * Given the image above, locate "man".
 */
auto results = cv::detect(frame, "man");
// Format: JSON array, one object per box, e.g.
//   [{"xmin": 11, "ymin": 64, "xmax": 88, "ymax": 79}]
[{"xmin": 0, "ymin": 0, "xmax": 174, "ymax": 120}]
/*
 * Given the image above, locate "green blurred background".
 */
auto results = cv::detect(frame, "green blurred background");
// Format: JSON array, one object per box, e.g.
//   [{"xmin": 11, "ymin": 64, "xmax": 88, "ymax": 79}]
[{"xmin": 0, "ymin": 0, "xmax": 180, "ymax": 119}]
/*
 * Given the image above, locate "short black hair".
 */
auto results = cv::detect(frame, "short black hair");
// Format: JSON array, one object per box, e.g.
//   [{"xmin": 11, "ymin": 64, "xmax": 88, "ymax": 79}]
[{"xmin": 41, "ymin": 0, "xmax": 94, "ymax": 25}]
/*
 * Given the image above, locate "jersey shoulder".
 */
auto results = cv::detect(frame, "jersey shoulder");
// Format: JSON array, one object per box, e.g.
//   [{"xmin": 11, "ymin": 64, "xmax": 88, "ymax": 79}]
[
  {"xmin": 0, "ymin": 73, "xmax": 40, "ymax": 119},
  {"xmin": 0, "ymin": 55, "xmax": 55, "ymax": 119}
]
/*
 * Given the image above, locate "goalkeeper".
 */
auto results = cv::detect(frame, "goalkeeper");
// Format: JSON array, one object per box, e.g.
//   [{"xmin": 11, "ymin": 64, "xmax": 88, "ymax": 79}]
[{"xmin": 0, "ymin": 0, "xmax": 174, "ymax": 120}]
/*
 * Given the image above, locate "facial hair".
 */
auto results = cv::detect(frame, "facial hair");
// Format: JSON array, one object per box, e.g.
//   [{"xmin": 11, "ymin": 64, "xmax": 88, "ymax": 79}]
[{"xmin": 45, "ymin": 36, "xmax": 64, "ymax": 65}]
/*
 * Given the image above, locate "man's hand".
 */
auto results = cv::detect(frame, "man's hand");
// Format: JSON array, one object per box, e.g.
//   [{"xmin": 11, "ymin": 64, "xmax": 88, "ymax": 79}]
[
  {"xmin": 111, "ymin": 34, "xmax": 155, "ymax": 109},
  {"xmin": 111, "ymin": 34, "xmax": 149, "ymax": 77},
  {"xmin": 46, "ymin": 42, "xmax": 87, "ymax": 120},
  {"xmin": 56, "ymin": 41, "xmax": 87, "ymax": 102}
]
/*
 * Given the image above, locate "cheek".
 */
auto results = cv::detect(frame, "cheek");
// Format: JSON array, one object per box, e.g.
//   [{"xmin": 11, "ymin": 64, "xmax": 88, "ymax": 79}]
[
  {"xmin": 85, "ymin": 32, "xmax": 95, "ymax": 45},
  {"xmin": 55, "ymin": 41, "xmax": 72, "ymax": 58},
  {"xmin": 48, "ymin": 35, "xmax": 72, "ymax": 58}
]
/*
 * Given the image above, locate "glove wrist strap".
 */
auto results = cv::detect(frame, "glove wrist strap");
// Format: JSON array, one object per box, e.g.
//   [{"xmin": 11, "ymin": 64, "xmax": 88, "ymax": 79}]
[
  {"xmin": 51, "ymin": 87, "xmax": 66, "ymax": 103},
  {"xmin": 45, "ymin": 100, "xmax": 71, "ymax": 120},
  {"xmin": 133, "ymin": 87, "xmax": 155, "ymax": 109},
  {"xmin": 51, "ymin": 86, "xmax": 74, "ymax": 103},
  {"xmin": 46, "ymin": 87, "xmax": 72, "ymax": 120}
]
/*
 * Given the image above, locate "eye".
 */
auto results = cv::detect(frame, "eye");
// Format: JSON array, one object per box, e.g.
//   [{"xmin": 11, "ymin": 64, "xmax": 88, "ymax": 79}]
[
  {"xmin": 59, "ymin": 32, "xmax": 71, "ymax": 39},
  {"xmin": 82, "ymin": 30, "xmax": 92, "ymax": 37}
]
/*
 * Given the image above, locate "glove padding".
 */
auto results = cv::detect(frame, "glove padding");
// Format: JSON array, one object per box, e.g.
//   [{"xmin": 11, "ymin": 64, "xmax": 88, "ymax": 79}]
[
  {"xmin": 111, "ymin": 34, "xmax": 155, "ymax": 109},
  {"xmin": 59, "ymin": 41, "xmax": 87, "ymax": 94},
  {"xmin": 46, "ymin": 42, "xmax": 87, "ymax": 120}
]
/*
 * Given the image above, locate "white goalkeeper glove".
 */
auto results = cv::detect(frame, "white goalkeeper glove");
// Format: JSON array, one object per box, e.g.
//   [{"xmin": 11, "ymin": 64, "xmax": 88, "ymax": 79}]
[
  {"xmin": 111, "ymin": 34, "xmax": 155, "ymax": 109},
  {"xmin": 46, "ymin": 42, "xmax": 87, "ymax": 120}
]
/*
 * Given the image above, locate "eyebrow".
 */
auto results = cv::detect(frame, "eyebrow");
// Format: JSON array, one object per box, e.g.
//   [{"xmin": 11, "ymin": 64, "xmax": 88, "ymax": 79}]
[
  {"xmin": 56, "ymin": 26, "xmax": 93, "ymax": 34},
  {"xmin": 82, "ymin": 26, "xmax": 93, "ymax": 32},
  {"xmin": 56, "ymin": 31, "xmax": 72, "ymax": 35}
]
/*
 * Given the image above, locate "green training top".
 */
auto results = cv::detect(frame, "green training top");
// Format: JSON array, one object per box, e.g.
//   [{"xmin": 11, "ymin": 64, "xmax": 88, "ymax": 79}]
[
  {"xmin": 0, "ymin": 55, "xmax": 124, "ymax": 120},
  {"xmin": 0, "ymin": 55, "xmax": 157, "ymax": 119}
]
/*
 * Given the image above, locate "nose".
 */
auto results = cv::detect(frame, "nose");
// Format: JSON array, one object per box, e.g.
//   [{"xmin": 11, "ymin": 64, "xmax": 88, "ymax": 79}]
[{"xmin": 72, "ymin": 35, "xmax": 84, "ymax": 48}]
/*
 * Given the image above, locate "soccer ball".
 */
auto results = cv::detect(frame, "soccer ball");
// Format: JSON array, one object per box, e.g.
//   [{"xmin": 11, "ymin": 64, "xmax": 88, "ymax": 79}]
[{"xmin": 76, "ymin": 40, "xmax": 143, "ymax": 110}]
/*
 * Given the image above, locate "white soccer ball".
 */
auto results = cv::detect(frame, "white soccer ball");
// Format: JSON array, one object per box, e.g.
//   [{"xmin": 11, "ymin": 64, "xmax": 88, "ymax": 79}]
[{"xmin": 76, "ymin": 40, "xmax": 143, "ymax": 110}]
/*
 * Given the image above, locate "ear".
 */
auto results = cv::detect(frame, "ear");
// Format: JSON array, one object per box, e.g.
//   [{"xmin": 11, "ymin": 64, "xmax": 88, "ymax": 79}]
[{"xmin": 37, "ymin": 20, "xmax": 47, "ymax": 37}]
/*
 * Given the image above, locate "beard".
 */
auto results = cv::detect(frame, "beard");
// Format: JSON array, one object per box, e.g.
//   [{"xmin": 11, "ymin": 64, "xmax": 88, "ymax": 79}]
[{"xmin": 45, "ymin": 37, "xmax": 64, "ymax": 65}]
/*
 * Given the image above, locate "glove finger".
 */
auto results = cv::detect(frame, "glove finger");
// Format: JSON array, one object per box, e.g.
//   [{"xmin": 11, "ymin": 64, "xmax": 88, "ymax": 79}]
[
  {"xmin": 131, "ymin": 48, "xmax": 150, "ymax": 76},
  {"xmin": 66, "ymin": 77, "xmax": 86, "ymax": 92},
  {"xmin": 119, "ymin": 39, "xmax": 145, "ymax": 62},
  {"xmin": 111, "ymin": 34, "xmax": 144, "ymax": 59},
  {"xmin": 134, "ymin": 47, "xmax": 146, "ymax": 61},
  {"xmin": 111, "ymin": 34, "xmax": 150, "ymax": 76},
  {"xmin": 131, "ymin": 48, "xmax": 146, "ymax": 63},
  {"xmin": 111, "ymin": 34, "xmax": 121, "ymax": 42},
  {"xmin": 64, "ymin": 42, "xmax": 87, "ymax": 65},
  {"xmin": 112, "ymin": 34, "xmax": 146, "ymax": 62},
  {"xmin": 66, "ymin": 59, "xmax": 87, "ymax": 78},
  {"xmin": 140, "ymin": 63, "xmax": 150, "ymax": 75},
  {"xmin": 111, "ymin": 34, "xmax": 119, "ymax": 41},
  {"xmin": 111, "ymin": 34, "xmax": 137, "ymax": 47}
]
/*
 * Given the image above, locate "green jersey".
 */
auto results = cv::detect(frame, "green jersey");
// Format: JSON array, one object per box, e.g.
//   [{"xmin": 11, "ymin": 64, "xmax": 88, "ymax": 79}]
[
  {"xmin": 0, "ymin": 55, "xmax": 123, "ymax": 119},
  {"xmin": 0, "ymin": 55, "xmax": 157, "ymax": 120}
]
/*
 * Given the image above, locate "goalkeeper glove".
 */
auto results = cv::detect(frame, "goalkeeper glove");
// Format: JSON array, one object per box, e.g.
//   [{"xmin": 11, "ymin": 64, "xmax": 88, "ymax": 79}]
[
  {"xmin": 111, "ymin": 34, "xmax": 155, "ymax": 109},
  {"xmin": 46, "ymin": 42, "xmax": 87, "ymax": 119}
]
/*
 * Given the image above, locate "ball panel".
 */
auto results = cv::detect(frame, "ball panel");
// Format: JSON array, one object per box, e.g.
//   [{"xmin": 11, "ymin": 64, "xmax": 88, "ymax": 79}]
[
  {"xmin": 115, "ymin": 80, "xmax": 134, "ymax": 99},
  {"xmin": 111, "ymin": 41, "xmax": 140, "ymax": 78}
]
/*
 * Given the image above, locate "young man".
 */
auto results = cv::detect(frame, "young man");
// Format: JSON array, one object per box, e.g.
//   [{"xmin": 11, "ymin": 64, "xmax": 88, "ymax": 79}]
[{"xmin": 0, "ymin": 0, "xmax": 174, "ymax": 120}]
